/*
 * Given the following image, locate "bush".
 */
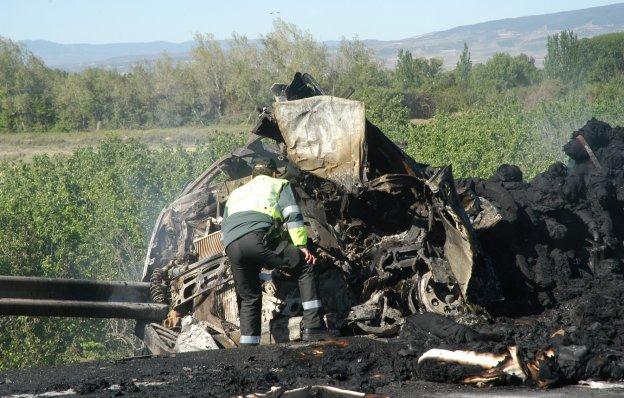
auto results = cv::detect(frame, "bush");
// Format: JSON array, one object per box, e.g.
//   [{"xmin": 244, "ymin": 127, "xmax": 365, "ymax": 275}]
[
  {"xmin": 352, "ymin": 86, "xmax": 413, "ymax": 143},
  {"xmin": 407, "ymin": 99, "xmax": 533, "ymax": 178},
  {"xmin": 471, "ymin": 53, "xmax": 540, "ymax": 91},
  {"xmin": 0, "ymin": 132, "xmax": 244, "ymax": 369}
]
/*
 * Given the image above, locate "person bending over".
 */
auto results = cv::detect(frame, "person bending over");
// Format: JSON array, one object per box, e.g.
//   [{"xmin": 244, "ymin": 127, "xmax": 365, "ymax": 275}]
[{"xmin": 221, "ymin": 158, "xmax": 333, "ymax": 346}]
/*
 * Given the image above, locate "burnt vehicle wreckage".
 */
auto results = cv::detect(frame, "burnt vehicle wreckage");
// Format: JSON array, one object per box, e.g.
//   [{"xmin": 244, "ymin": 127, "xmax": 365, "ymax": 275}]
[
  {"xmin": 139, "ymin": 72, "xmax": 503, "ymax": 351},
  {"xmin": 3, "ymin": 73, "xmax": 624, "ymax": 392}
]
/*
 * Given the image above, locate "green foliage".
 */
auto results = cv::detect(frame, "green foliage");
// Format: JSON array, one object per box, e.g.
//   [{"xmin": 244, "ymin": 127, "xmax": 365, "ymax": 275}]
[
  {"xmin": 471, "ymin": 53, "xmax": 540, "ymax": 91},
  {"xmin": 408, "ymin": 99, "xmax": 532, "ymax": 177},
  {"xmin": 2, "ymin": 26, "xmax": 624, "ymax": 133},
  {"xmin": 395, "ymin": 49, "xmax": 442, "ymax": 90},
  {"xmin": 262, "ymin": 19, "xmax": 329, "ymax": 84},
  {"xmin": 0, "ymin": 38, "xmax": 60, "ymax": 131},
  {"xmin": 545, "ymin": 31, "xmax": 624, "ymax": 85},
  {"xmin": 578, "ymin": 32, "xmax": 624, "ymax": 82},
  {"xmin": 544, "ymin": 30, "xmax": 583, "ymax": 83},
  {"xmin": 0, "ymin": 20, "xmax": 395, "ymax": 132},
  {"xmin": 352, "ymin": 87, "xmax": 412, "ymax": 142},
  {"xmin": 586, "ymin": 75, "xmax": 624, "ymax": 123},
  {"xmin": 0, "ymin": 132, "xmax": 245, "ymax": 370},
  {"xmin": 404, "ymin": 76, "xmax": 624, "ymax": 179},
  {"xmin": 455, "ymin": 43, "xmax": 472, "ymax": 82},
  {"xmin": 327, "ymin": 38, "xmax": 388, "ymax": 96}
]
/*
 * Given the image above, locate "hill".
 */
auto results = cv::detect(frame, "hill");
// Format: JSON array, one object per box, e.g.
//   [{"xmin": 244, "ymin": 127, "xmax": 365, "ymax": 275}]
[
  {"xmin": 371, "ymin": 2, "xmax": 624, "ymax": 67},
  {"xmin": 20, "ymin": 39, "xmax": 195, "ymax": 71}
]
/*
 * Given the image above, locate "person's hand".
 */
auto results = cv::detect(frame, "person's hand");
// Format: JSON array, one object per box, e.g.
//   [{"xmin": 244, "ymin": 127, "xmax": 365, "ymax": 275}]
[{"xmin": 300, "ymin": 247, "xmax": 317, "ymax": 265}]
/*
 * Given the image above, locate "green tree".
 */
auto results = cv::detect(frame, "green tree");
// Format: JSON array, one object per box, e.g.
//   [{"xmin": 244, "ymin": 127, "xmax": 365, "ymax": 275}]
[
  {"xmin": 395, "ymin": 49, "xmax": 442, "ymax": 90},
  {"xmin": 578, "ymin": 32, "xmax": 624, "ymax": 82},
  {"xmin": 224, "ymin": 33, "xmax": 272, "ymax": 119},
  {"xmin": 151, "ymin": 55, "xmax": 195, "ymax": 127},
  {"xmin": 191, "ymin": 33, "xmax": 228, "ymax": 122},
  {"xmin": 0, "ymin": 37, "xmax": 58, "ymax": 131},
  {"xmin": 395, "ymin": 49, "xmax": 417, "ymax": 89},
  {"xmin": 544, "ymin": 30, "xmax": 582, "ymax": 83},
  {"xmin": 472, "ymin": 53, "xmax": 539, "ymax": 90},
  {"xmin": 353, "ymin": 87, "xmax": 412, "ymax": 142},
  {"xmin": 262, "ymin": 19, "xmax": 329, "ymax": 84},
  {"xmin": 328, "ymin": 38, "xmax": 388, "ymax": 96},
  {"xmin": 455, "ymin": 42, "xmax": 472, "ymax": 82}
]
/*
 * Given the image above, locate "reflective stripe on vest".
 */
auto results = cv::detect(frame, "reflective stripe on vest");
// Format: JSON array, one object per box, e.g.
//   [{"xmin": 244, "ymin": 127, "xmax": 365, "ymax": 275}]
[{"xmin": 226, "ymin": 175, "xmax": 288, "ymax": 220}]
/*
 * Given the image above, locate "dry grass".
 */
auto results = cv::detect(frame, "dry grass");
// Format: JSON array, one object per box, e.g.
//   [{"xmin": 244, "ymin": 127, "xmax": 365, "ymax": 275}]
[
  {"xmin": 0, "ymin": 123, "xmax": 252, "ymax": 161},
  {"xmin": 410, "ymin": 118, "xmax": 433, "ymax": 125}
]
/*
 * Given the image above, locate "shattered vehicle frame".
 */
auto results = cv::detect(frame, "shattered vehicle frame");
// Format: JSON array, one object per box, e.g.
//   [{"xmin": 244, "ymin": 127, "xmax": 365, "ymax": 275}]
[{"xmin": 140, "ymin": 73, "xmax": 503, "ymax": 353}]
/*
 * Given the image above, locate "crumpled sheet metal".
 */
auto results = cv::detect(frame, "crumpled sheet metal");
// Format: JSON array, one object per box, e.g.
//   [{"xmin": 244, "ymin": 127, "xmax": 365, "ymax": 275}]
[{"xmin": 274, "ymin": 96, "xmax": 366, "ymax": 191}]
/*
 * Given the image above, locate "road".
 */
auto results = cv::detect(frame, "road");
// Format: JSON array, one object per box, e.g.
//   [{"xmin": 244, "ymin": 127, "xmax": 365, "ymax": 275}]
[{"xmin": 1, "ymin": 338, "xmax": 623, "ymax": 397}]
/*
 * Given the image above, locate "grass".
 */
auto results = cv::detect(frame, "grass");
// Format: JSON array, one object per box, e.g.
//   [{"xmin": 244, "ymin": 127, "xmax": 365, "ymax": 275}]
[{"xmin": 0, "ymin": 123, "xmax": 252, "ymax": 161}]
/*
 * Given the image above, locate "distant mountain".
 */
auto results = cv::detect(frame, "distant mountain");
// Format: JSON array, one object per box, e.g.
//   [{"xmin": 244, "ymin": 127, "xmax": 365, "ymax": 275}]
[
  {"xmin": 367, "ymin": 2, "xmax": 624, "ymax": 67},
  {"xmin": 21, "ymin": 40, "xmax": 195, "ymax": 71},
  {"xmin": 17, "ymin": 2, "xmax": 624, "ymax": 71}
]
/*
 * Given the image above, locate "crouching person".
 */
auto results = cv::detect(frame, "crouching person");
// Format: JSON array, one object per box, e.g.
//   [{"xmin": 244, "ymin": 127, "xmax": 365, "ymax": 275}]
[{"xmin": 221, "ymin": 158, "xmax": 334, "ymax": 346}]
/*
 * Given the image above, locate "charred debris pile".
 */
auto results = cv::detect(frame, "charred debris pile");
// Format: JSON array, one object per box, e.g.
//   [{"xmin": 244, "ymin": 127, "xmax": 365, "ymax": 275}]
[
  {"xmin": 391, "ymin": 117, "xmax": 624, "ymax": 388},
  {"xmin": 142, "ymin": 73, "xmax": 624, "ymax": 389}
]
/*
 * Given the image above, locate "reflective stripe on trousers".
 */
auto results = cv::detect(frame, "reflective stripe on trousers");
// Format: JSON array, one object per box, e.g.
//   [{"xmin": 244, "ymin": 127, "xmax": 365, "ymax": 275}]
[
  {"xmin": 302, "ymin": 299, "xmax": 322, "ymax": 310},
  {"xmin": 240, "ymin": 335, "xmax": 260, "ymax": 344}
]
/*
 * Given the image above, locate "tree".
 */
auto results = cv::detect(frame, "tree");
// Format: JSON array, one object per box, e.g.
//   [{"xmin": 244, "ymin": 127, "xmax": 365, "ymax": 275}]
[
  {"xmin": 544, "ymin": 30, "xmax": 582, "ymax": 83},
  {"xmin": 328, "ymin": 38, "xmax": 388, "ymax": 96},
  {"xmin": 0, "ymin": 37, "xmax": 57, "ymax": 131},
  {"xmin": 456, "ymin": 43, "xmax": 472, "ymax": 82},
  {"xmin": 224, "ymin": 33, "xmax": 272, "ymax": 118},
  {"xmin": 152, "ymin": 55, "xmax": 195, "ymax": 127},
  {"xmin": 395, "ymin": 49, "xmax": 417, "ymax": 89},
  {"xmin": 578, "ymin": 32, "xmax": 624, "ymax": 82},
  {"xmin": 353, "ymin": 86, "xmax": 412, "ymax": 144},
  {"xmin": 262, "ymin": 19, "xmax": 329, "ymax": 84},
  {"xmin": 191, "ymin": 33, "xmax": 228, "ymax": 122},
  {"xmin": 472, "ymin": 53, "xmax": 539, "ymax": 90},
  {"xmin": 395, "ymin": 49, "xmax": 442, "ymax": 90}
]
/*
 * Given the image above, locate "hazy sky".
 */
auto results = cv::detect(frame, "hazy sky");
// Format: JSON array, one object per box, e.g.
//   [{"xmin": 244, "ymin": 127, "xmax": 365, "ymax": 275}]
[{"xmin": 1, "ymin": 0, "xmax": 621, "ymax": 43}]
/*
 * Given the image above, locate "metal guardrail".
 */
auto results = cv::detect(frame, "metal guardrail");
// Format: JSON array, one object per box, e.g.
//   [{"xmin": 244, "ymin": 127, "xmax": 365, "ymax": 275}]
[{"xmin": 0, "ymin": 275, "xmax": 168, "ymax": 321}]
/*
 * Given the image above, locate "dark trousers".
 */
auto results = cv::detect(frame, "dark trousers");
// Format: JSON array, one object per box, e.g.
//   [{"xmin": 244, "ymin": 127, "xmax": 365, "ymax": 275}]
[{"xmin": 225, "ymin": 230, "xmax": 323, "ymax": 340}]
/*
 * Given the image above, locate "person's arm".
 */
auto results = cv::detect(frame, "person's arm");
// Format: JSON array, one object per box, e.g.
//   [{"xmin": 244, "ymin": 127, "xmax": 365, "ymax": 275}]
[
  {"xmin": 278, "ymin": 183, "xmax": 307, "ymax": 247},
  {"xmin": 278, "ymin": 183, "xmax": 316, "ymax": 264}
]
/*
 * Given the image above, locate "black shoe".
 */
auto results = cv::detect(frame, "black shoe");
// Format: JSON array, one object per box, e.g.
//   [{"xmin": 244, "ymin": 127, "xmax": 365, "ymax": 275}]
[
  {"xmin": 302, "ymin": 326, "xmax": 339, "ymax": 342},
  {"xmin": 239, "ymin": 342, "xmax": 259, "ymax": 348}
]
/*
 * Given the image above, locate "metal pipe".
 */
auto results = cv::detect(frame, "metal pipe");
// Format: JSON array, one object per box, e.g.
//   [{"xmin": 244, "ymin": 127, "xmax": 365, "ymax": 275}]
[
  {"xmin": 0, "ymin": 298, "xmax": 168, "ymax": 321},
  {"xmin": 0, "ymin": 275, "xmax": 152, "ymax": 302}
]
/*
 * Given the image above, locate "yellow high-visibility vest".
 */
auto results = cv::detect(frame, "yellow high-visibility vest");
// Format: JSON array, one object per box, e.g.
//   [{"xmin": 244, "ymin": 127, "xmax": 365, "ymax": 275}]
[
  {"xmin": 226, "ymin": 175, "xmax": 288, "ymax": 220},
  {"xmin": 225, "ymin": 175, "xmax": 308, "ymax": 246}
]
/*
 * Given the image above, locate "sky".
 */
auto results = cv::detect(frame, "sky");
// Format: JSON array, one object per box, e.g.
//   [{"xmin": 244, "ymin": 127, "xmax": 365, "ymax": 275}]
[{"xmin": 0, "ymin": 0, "xmax": 622, "ymax": 43}]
